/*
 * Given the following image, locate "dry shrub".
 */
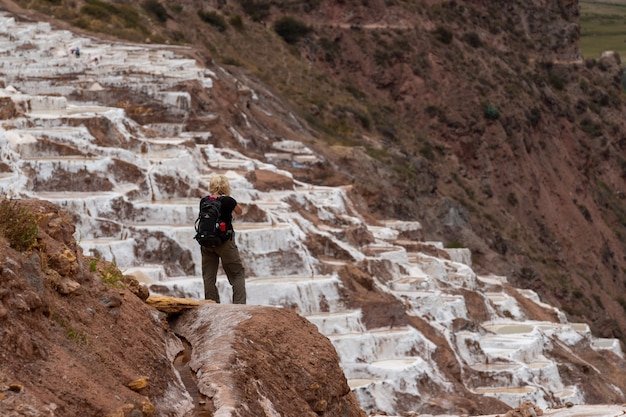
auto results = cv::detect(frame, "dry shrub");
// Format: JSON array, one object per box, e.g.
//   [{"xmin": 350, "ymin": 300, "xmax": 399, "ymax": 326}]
[{"xmin": 0, "ymin": 198, "xmax": 38, "ymax": 251}]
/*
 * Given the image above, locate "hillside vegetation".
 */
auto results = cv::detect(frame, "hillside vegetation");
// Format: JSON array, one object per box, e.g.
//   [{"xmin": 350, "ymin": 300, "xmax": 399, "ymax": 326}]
[{"xmin": 4, "ymin": 0, "xmax": 626, "ymax": 345}]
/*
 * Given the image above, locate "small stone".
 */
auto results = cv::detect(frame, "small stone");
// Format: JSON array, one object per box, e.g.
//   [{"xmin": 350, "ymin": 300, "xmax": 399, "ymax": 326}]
[
  {"xmin": 8, "ymin": 383, "xmax": 23, "ymax": 393},
  {"xmin": 58, "ymin": 277, "xmax": 81, "ymax": 295},
  {"xmin": 141, "ymin": 401, "xmax": 155, "ymax": 417},
  {"xmin": 313, "ymin": 399, "xmax": 327, "ymax": 412},
  {"xmin": 128, "ymin": 377, "xmax": 149, "ymax": 392}
]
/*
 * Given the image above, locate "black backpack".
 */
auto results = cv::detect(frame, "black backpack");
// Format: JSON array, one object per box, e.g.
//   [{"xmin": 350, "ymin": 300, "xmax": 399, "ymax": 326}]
[{"xmin": 194, "ymin": 196, "xmax": 231, "ymax": 247}]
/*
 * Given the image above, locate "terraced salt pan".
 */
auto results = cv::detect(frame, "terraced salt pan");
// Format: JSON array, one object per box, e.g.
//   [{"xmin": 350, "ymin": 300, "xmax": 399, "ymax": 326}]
[
  {"xmin": 348, "ymin": 379, "xmax": 381, "ymax": 389},
  {"xmin": 246, "ymin": 275, "xmax": 345, "ymax": 315},
  {"xmin": 479, "ymin": 333, "xmax": 545, "ymax": 363},
  {"xmin": 31, "ymin": 191, "xmax": 122, "ymax": 201},
  {"xmin": 328, "ymin": 327, "xmax": 435, "ymax": 364},
  {"xmin": 342, "ymin": 357, "xmax": 432, "ymax": 381},
  {"xmin": 142, "ymin": 136, "xmax": 191, "ymax": 146},
  {"xmin": 593, "ymin": 338, "xmax": 623, "ymax": 357},
  {"xmin": 483, "ymin": 321, "xmax": 596, "ymax": 349},
  {"xmin": 123, "ymin": 265, "xmax": 168, "ymax": 283},
  {"xmin": 349, "ymin": 360, "xmax": 453, "ymax": 415},
  {"xmin": 147, "ymin": 276, "xmax": 205, "ymax": 300},
  {"xmin": 483, "ymin": 323, "xmax": 536, "ymax": 334},
  {"xmin": 402, "ymin": 291, "xmax": 469, "ymax": 324},
  {"xmin": 144, "ymin": 123, "xmax": 187, "ymax": 136},
  {"xmin": 362, "ymin": 244, "xmax": 409, "ymax": 264},
  {"xmin": 484, "ymin": 292, "xmax": 508, "ymax": 303},
  {"xmin": 474, "ymin": 385, "xmax": 582, "ymax": 409},
  {"xmin": 305, "ymin": 310, "xmax": 366, "ymax": 334},
  {"xmin": 469, "ymin": 363, "xmax": 523, "ymax": 372},
  {"xmin": 79, "ymin": 237, "xmax": 137, "ymax": 267},
  {"xmin": 467, "ymin": 358, "xmax": 562, "ymax": 394},
  {"xmin": 3, "ymin": 11, "xmax": 625, "ymax": 415},
  {"xmin": 389, "ymin": 276, "xmax": 432, "ymax": 291},
  {"xmin": 20, "ymin": 155, "xmax": 102, "ymax": 162},
  {"xmin": 477, "ymin": 274, "xmax": 508, "ymax": 286},
  {"xmin": 406, "ymin": 252, "xmax": 448, "ymax": 280},
  {"xmin": 4, "ymin": 127, "xmax": 90, "ymax": 146}
]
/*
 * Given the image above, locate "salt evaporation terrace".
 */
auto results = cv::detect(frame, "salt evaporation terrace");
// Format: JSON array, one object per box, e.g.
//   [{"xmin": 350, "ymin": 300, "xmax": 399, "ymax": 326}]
[{"xmin": 0, "ymin": 11, "xmax": 625, "ymax": 417}]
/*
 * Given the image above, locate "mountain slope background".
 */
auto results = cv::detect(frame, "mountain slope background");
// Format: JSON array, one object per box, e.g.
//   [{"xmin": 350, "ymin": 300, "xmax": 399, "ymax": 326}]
[{"xmin": 4, "ymin": 0, "xmax": 626, "ymax": 344}]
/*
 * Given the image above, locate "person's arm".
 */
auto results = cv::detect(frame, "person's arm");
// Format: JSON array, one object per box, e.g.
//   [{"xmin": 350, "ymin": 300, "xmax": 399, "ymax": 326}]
[{"xmin": 233, "ymin": 203, "xmax": 243, "ymax": 215}]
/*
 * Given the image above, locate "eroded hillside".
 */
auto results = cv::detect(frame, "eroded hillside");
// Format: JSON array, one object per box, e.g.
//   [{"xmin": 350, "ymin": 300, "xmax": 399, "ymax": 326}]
[
  {"xmin": 2, "ymin": 0, "xmax": 626, "ymax": 356},
  {"xmin": 4, "ymin": 6, "xmax": 626, "ymax": 414}
]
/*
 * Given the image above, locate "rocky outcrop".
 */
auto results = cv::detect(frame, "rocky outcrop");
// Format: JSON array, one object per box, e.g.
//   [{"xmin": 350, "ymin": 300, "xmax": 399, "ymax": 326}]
[
  {"xmin": 0, "ymin": 199, "xmax": 194, "ymax": 416},
  {"xmin": 171, "ymin": 304, "xmax": 366, "ymax": 417},
  {"xmin": 0, "ymin": 199, "xmax": 367, "ymax": 417}
]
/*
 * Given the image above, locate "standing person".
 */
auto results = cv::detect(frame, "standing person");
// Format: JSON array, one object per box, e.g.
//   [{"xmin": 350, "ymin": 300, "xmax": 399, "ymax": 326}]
[{"xmin": 201, "ymin": 175, "xmax": 246, "ymax": 304}]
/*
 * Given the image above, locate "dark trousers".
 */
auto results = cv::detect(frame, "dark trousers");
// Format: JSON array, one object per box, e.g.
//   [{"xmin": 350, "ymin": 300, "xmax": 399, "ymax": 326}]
[{"xmin": 201, "ymin": 239, "xmax": 246, "ymax": 304}]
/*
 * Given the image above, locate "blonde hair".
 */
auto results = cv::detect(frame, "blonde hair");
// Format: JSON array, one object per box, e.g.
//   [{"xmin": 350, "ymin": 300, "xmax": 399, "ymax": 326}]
[{"xmin": 209, "ymin": 175, "xmax": 231, "ymax": 195}]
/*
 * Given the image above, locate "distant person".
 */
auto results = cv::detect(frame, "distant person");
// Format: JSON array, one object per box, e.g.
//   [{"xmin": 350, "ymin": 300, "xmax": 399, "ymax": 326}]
[{"xmin": 201, "ymin": 175, "xmax": 246, "ymax": 304}]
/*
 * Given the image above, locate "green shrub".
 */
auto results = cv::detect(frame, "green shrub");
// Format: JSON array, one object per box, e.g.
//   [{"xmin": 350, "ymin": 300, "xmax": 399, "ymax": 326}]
[
  {"xmin": 221, "ymin": 56, "xmax": 243, "ymax": 66},
  {"xmin": 484, "ymin": 103, "xmax": 500, "ymax": 120},
  {"xmin": 585, "ymin": 58, "xmax": 596, "ymax": 69},
  {"xmin": 273, "ymin": 16, "xmax": 311, "ymax": 44},
  {"xmin": 320, "ymin": 37, "xmax": 341, "ymax": 63},
  {"xmin": 434, "ymin": 26, "xmax": 453, "ymax": 44},
  {"xmin": 198, "ymin": 10, "xmax": 227, "ymax": 32},
  {"xmin": 169, "ymin": 4, "xmax": 183, "ymax": 13},
  {"xmin": 169, "ymin": 30, "xmax": 187, "ymax": 43},
  {"xmin": 238, "ymin": 0, "xmax": 270, "ymax": 22},
  {"xmin": 445, "ymin": 241, "xmax": 465, "ymax": 249},
  {"xmin": 419, "ymin": 142, "xmax": 435, "ymax": 161},
  {"xmin": 527, "ymin": 107, "xmax": 541, "ymax": 127},
  {"xmin": 89, "ymin": 258, "xmax": 98, "ymax": 272},
  {"xmin": 345, "ymin": 85, "xmax": 366, "ymax": 101},
  {"xmin": 100, "ymin": 263, "xmax": 125, "ymax": 288},
  {"xmin": 580, "ymin": 117, "xmax": 602, "ymax": 137},
  {"xmin": 462, "ymin": 32, "xmax": 482, "ymax": 48},
  {"xmin": 0, "ymin": 198, "xmax": 38, "ymax": 252},
  {"xmin": 80, "ymin": 0, "xmax": 142, "ymax": 29},
  {"xmin": 52, "ymin": 313, "xmax": 87, "ymax": 344},
  {"xmin": 577, "ymin": 204, "xmax": 592, "ymax": 222},
  {"xmin": 229, "ymin": 14, "xmax": 244, "ymax": 31},
  {"xmin": 548, "ymin": 73, "xmax": 565, "ymax": 90},
  {"xmin": 81, "ymin": 2, "xmax": 112, "ymax": 20},
  {"xmin": 142, "ymin": 0, "xmax": 168, "ymax": 23}
]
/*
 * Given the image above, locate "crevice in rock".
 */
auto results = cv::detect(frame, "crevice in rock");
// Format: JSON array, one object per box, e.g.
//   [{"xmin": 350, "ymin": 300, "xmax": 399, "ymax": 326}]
[{"xmin": 173, "ymin": 334, "xmax": 214, "ymax": 417}]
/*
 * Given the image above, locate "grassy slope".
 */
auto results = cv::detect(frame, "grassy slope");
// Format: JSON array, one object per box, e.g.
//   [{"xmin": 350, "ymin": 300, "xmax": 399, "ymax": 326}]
[{"xmin": 580, "ymin": 0, "xmax": 626, "ymax": 59}]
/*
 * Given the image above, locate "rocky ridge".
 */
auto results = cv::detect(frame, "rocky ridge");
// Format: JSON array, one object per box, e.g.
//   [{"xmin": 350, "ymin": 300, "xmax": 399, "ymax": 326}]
[{"xmin": 1, "ymin": 7, "xmax": 626, "ymax": 417}]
